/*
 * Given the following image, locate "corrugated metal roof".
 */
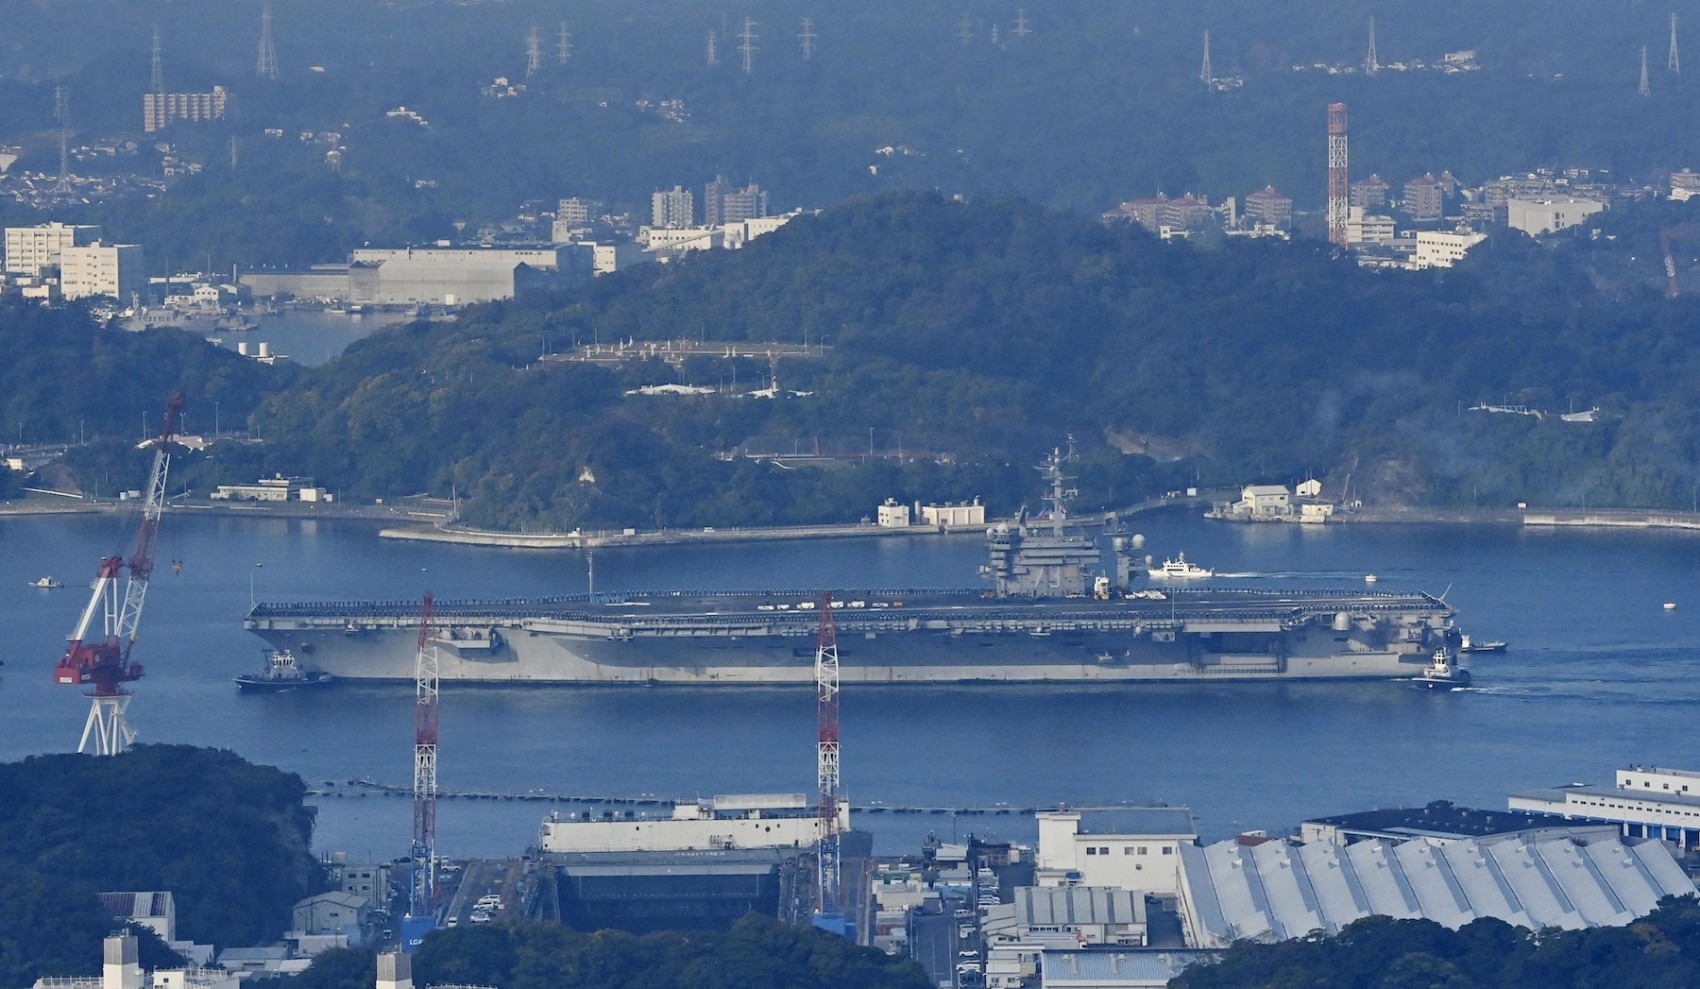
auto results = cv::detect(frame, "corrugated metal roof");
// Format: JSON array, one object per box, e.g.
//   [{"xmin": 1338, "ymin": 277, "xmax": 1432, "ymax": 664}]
[
  {"xmin": 1179, "ymin": 835, "xmax": 1695, "ymax": 948},
  {"xmin": 1039, "ymin": 949, "xmax": 1216, "ymax": 987},
  {"xmin": 1014, "ymin": 886, "xmax": 1144, "ymax": 927}
]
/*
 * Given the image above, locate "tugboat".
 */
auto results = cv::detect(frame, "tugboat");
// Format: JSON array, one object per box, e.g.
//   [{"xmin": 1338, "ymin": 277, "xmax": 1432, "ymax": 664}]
[
  {"xmin": 27, "ymin": 576, "xmax": 63, "ymax": 589},
  {"xmin": 1147, "ymin": 552, "xmax": 1213, "ymax": 580},
  {"xmin": 1413, "ymin": 645, "xmax": 1471, "ymax": 689},
  {"xmin": 235, "ymin": 648, "xmax": 334, "ymax": 691}
]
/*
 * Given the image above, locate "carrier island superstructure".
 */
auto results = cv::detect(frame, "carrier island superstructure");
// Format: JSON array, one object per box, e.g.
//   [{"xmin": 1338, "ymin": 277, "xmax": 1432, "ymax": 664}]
[{"xmin": 244, "ymin": 454, "xmax": 1460, "ymax": 686}]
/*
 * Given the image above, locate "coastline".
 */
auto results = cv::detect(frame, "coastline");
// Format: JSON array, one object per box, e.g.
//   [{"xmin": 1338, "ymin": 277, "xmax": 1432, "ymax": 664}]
[{"xmin": 7, "ymin": 492, "xmax": 1700, "ymax": 548}]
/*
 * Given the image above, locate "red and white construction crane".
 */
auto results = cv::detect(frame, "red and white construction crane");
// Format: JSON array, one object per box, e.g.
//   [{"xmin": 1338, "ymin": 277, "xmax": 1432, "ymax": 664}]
[
  {"xmin": 409, "ymin": 592, "xmax": 440, "ymax": 926},
  {"xmin": 814, "ymin": 591, "xmax": 843, "ymax": 925},
  {"xmin": 53, "ymin": 392, "xmax": 183, "ymax": 756}
]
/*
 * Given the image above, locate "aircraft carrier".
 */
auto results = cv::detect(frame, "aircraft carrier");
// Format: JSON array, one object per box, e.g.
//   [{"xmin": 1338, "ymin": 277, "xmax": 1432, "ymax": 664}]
[{"xmin": 243, "ymin": 453, "xmax": 1461, "ymax": 686}]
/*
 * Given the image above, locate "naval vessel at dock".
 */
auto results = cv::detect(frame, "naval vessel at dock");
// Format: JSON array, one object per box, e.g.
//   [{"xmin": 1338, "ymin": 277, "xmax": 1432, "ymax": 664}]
[{"xmin": 243, "ymin": 452, "xmax": 1464, "ymax": 686}]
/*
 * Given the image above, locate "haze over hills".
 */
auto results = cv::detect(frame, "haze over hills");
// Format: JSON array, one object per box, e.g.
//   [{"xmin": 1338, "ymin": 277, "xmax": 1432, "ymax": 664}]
[{"xmin": 1, "ymin": 1, "xmax": 1699, "ymax": 268}]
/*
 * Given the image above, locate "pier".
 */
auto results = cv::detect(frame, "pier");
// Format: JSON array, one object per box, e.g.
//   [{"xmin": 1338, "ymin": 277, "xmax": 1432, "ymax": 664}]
[{"xmin": 311, "ymin": 778, "xmax": 1164, "ymax": 819}]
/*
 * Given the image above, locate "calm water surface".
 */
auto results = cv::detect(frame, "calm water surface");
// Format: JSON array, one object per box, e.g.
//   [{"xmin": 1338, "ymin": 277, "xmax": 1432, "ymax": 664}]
[{"xmin": 1, "ymin": 510, "xmax": 1696, "ymax": 860}]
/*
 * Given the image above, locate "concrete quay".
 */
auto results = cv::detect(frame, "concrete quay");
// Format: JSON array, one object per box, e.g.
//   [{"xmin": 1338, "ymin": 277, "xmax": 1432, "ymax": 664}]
[{"xmin": 378, "ymin": 520, "xmax": 981, "ymax": 550}]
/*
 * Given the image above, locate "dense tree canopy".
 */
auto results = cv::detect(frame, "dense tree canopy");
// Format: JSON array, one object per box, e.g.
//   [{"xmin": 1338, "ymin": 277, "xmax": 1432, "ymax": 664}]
[{"xmin": 0, "ymin": 746, "xmax": 327, "ymax": 983}]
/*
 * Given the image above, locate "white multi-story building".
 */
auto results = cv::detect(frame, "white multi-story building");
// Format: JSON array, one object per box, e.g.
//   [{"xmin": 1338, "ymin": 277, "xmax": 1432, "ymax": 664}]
[
  {"xmin": 5, "ymin": 222, "xmax": 103, "ymax": 277},
  {"xmin": 1507, "ymin": 197, "xmax": 1605, "ymax": 236},
  {"xmin": 651, "ymin": 185, "xmax": 695, "ymax": 229},
  {"xmin": 60, "ymin": 243, "xmax": 145, "ymax": 301},
  {"xmin": 539, "ymin": 793, "xmax": 848, "ymax": 853},
  {"xmin": 1345, "ymin": 206, "xmax": 1395, "ymax": 246},
  {"xmin": 1413, "ymin": 230, "xmax": 1487, "ymax": 269},
  {"xmin": 1034, "ymin": 808, "xmax": 1198, "ymax": 898},
  {"xmin": 1510, "ymin": 765, "xmax": 1700, "ymax": 849}
]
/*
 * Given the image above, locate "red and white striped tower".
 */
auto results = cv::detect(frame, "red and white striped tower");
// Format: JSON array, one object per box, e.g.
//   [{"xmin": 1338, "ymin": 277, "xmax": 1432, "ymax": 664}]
[
  {"xmin": 815, "ymin": 592, "xmax": 842, "ymax": 918},
  {"xmin": 1327, "ymin": 102, "xmax": 1349, "ymax": 247},
  {"xmin": 411, "ymin": 593, "xmax": 439, "ymax": 919}
]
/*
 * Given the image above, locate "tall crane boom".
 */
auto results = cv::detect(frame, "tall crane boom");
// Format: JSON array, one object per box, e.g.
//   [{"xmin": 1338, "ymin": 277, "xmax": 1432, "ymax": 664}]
[
  {"xmin": 410, "ymin": 592, "xmax": 440, "ymax": 927},
  {"xmin": 815, "ymin": 591, "xmax": 842, "ymax": 921},
  {"xmin": 54, "ymin": 392, "xmax": 183, "ymax": 756}
]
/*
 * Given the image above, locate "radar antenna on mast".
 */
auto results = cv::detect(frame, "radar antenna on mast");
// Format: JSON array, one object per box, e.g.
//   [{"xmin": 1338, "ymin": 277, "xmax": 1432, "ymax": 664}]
[{"xmin": 54, "ymin": 392, "xmax": 183, "ymax": 755}]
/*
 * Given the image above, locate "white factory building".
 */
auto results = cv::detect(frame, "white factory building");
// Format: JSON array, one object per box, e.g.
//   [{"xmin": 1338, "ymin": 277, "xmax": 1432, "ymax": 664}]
[
  {"xmin": 1507, "ymin": 196, "xmax": 1605, "ymax": 237},
  {"xmin": 1173, "ymin": 831, "xmax": 1694, "ymax": 947},
  {"xmin": 1509, "ymin": 765, "xmax": 1700, "ymax": 849},
  {"xmin": 1413, "ymin": 229, "xmax": 1487, "ymax": 269},
  {"xmin": 538, "ymin": 793, "xmax": 848, "ymax": 854},
  {"xmin": 1034, "ymin": 808, "xmax": 1198, "ymax": 898}
]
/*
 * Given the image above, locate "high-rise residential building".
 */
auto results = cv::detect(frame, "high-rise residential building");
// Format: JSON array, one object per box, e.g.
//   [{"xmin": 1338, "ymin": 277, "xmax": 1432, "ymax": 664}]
[
  {"xmin": 60, "ymin": 243, "xmax": 146, "ymax": 301},
  {"xmin": 142, "ymin": 86, "xmax": 229, "ymax": 133},
  {"xmin": 5, "ymin": 222, "xmax": 103, "ymax": 277},
  {"xmin": 557, "ymin": 198, "xmax": 600, "ymax": 227},
  {"xmin": 703, "ymin": 176, "xmax": 769, "ymax": 227},
  {"xmin": 1349, "ymin": 175, "xmax": 1390, "ymax": 211},
  {"xmin": 1242, "ymin": 185, "xmax": 1293, "ymax": 231},
  {"xmin": 1402, "ymin": 173, "xmax": 1446, "ymax": 225},
  {"xmin": 650, "ymin": 186, "xmax": 694, "ymax": 229}
]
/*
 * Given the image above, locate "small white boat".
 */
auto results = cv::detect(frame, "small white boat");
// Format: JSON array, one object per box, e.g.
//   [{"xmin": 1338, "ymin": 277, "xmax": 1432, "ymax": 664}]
[
  {"xmin": 1665, "ymin": 602, "xmax": 1678, "ymax": 611},
  {"xmin": 1363, "ymin": 574, "xmax": 1378, "ymax": 584},
  {"xmin": 235, "ymin": 649, "xmax": 335, "ymax": 691},
  {"xmin": 1147, "ymin": 552, "xmax": 1213, "ymax": 580},
  {"xmin": 27, "ymin": 576, "xmax": 62, "ymax": 589}
]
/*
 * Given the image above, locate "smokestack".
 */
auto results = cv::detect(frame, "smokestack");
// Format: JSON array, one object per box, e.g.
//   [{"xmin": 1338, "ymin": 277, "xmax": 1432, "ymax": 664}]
[{"xmin": 1327, "ymin": 102, "xmax": 1349, "ymax": 247}]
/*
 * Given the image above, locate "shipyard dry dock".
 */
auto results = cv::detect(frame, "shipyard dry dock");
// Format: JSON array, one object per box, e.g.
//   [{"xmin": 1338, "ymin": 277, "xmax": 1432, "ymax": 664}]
[{"xmin": 243, "ymin": 587, "xmax": 1456, "ymax": 686}]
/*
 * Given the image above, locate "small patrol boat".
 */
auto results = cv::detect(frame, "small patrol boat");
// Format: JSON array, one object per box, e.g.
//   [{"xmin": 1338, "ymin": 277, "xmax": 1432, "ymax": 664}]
[{"xmin": 27, "ymin": 577, "xmax": 63, "ymax": 589}]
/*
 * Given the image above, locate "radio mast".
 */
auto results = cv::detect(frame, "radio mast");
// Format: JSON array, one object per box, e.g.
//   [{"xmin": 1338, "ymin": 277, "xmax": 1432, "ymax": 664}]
[
  {"xmin": 799, "ymin": 18, "xmax": 816, "ymax": 59},
  {"xmin": 526, "ymin": 26, "xmax": 542, "ymax": 77},
  {"xmin": 151, "ymin": 25, "xmax": 164, "ymax": 95},
  {"xmin": 1200, "ymin": 30, "xmax": 1212, "ymax": 88},
  {"xmin": 1327, "ymin": 102, "xmax": 1349, "ymax": 247},
  {"xmin": 1641, "ymin": 45, "xmax": 1652, "ymax": 96},
  {"xmin": 558, "ymin": 22, "xmax": 573, "ymax": 65},
  {"xmin": 1364, "ymin": 17, "xmax": 1379, "ymax": 76},
  {"xmin": 256, "ymin": 0, "xmax": 278, "ymax": 79},
  {"xmin": 739, "ymin": 18, "xmax": 757, "ymax": 73},
  {"xmin": 1671, "ymin": 14, "xmax": 1681, "ymax": 74}
]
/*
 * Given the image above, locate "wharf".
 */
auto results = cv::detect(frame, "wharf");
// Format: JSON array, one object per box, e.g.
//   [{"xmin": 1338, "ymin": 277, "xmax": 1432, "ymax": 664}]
[
  {"xmin": 314, "ymin": 778, "xmax": 1163, "ymax": 819},
  {"xmin": 379, "ymin": 520, "xmax": 986, "ymax": 550}
]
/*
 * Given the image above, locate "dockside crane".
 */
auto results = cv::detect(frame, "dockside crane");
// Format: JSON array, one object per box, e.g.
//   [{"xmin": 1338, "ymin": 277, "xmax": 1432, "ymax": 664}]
[
  {"xmin": 401, "ymin": 592, "xmax": 440, "ymax": 953},
  {"xmin": 813, "ymin": 592, "xmax": 848, "ymax": 936},
  {"xmin": 53, "ymin": 392, "xmax": 183, "ymax": 755}
]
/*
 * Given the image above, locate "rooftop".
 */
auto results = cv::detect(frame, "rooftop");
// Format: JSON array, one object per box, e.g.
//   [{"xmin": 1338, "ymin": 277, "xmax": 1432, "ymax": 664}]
[
  {"xmin": 1073, "ymin": 807, "xmax": 1198, "ymax": 837},
  {"xmin": 1306, "ymin": 800, "xmax": 1598, "ymax": 840}
]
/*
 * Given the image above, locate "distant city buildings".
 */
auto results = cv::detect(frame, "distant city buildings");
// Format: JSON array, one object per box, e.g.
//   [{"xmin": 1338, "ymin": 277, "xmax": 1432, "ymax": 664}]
[
  {"xmin": 651, "ymin": 185, "xmax": 695, "ymax": 229},
  {"xmin": 142, "ymin": 87, "xmax": 229, "ymax": 133},
  {"xmin": 4, "ymin": 221, "xmax": 102, "ymax": 277},
  {"xmin": 1241, "ymin": 185, "xmax": 1293, "ymax": 232},
  {"xmin": 1412, "ymin": 229, "xmax": 1486, "ymax": 269},
  {"xmin": 1349, "ymin": 174, "xmax": 1390, "ymax": 211},
  {"xmin": 1101, "ymin": 193, "xmax": 1216, "ymax": 235},
  {"xmin": 703, "ymin": 176, "xmax": 769, "ymax": 227}
]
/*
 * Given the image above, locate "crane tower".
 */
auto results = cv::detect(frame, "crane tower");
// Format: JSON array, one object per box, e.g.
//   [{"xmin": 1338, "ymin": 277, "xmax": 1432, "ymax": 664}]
[
  {"xmin": 813, "ymin": 592, "xmax": 847, "ymax": 934},
  {"xmin": 402, "ymin": 592, "xmax": 440, "ymax": 952},
  {"xmin": 54, "ymin": 393, "xmax": 183, "ymax": 755}
]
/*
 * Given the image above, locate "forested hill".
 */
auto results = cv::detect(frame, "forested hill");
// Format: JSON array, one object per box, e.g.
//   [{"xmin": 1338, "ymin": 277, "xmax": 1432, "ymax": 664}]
[{"xmin": 243, "ymin": 191, "xmax": 1700, "ymax": 530}]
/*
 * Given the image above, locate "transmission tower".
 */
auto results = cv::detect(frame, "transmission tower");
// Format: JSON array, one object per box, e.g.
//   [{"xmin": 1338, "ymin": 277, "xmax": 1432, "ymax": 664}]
[
  {"xmin": 256, "ymin": 0, "xmax": 278, "ymax": 79},
  {"xmin": 958, "ymin": 12, "xmax": 973, "ymax": 46},
  {"xmin": 800, "ymin": 18, "xmax": 816, "ymax": 59},
  {"xmin": 707, "ymin": 30, "xmax": 719, "ymax": 66},
  {"xmin": 1641, "ymin": 45, "xmax": 1652, "ymax": 96},
  {"xmin": 557, "ymin": 22, "xmax": 573, "ymax": 65},
  {"xmin": 1364, "ymin": 17, "xmax": 1379, "ymax": 76},
  {"xmin": 526, "ymin": 26, "xmax": 542, "ymax": 77},
  {"xmin": 739, "ymin": 18, "xmax": 757, "ymax": 74},
  {"xmin": 814, "ymin": 593, "xmax": 843, "ymax": 925},
  {"xmin": 1013, "ymin": 8, "xmax": 1030, "ymax": 39},
  {"xmin": 1671, "ymin": 13, "xmax": 1681, "ymax": 74},
  {"xmin": 150, "ymin": 25, "xmax": 164, "ymax": 95},
  {"xmin": 1327, "ymin": 102, "xmax": 1349, "ymax": 247},
  {"xmin": 53, "ymin": 87, "xmax": 71, "ymax": 195},
  {"xmin": 991, "ymin": 23, "xmax": 1002, "ymax": 46},
  {"xmin": 1200, "ymin": 30, "xmax": 1212, "ymax": 87},
  {"xmin": 409, "ymin": 594, "xmax": 440, "ymax": 929}
]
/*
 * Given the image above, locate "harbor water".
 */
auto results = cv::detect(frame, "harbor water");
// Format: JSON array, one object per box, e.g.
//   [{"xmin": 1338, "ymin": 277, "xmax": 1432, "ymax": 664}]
[{"xmin": 1, "ymin": 509, "xmax": 1697, "ymax": 861}]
